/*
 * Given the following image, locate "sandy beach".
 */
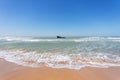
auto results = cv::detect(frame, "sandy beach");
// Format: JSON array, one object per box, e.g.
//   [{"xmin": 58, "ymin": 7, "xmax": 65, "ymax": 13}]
[{"xmin": 0, "ymin": 58, "xmax": 120, "ymax": 80}]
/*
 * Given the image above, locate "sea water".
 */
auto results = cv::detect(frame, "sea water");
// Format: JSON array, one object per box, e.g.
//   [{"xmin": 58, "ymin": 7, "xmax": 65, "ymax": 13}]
[{"xmin": 0, "ymin": 36, "xmax": 120, "ymax": 69}]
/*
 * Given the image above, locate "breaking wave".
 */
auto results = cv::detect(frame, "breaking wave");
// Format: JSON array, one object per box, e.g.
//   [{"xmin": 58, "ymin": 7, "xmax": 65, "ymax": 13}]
[{"xmin": 0, "ymin": 50, "xmax": 120, "ymax": 69}]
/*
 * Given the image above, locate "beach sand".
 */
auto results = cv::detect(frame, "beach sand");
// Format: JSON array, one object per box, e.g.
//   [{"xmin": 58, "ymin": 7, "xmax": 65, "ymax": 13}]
[{"xmin": 0, "ymin": 58, "xmax": 120, "ymax": 80}]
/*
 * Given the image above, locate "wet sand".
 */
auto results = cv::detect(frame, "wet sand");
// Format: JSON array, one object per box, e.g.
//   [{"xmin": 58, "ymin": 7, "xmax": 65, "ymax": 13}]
[{"xmin": 0, "ymin": 58, "xmax": 120, "ymax": 80}]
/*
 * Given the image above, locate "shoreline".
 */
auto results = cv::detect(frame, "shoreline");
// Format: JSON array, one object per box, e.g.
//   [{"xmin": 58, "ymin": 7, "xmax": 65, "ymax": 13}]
[
  {"xmin": 0, "ymin": 58, "xmax": 120, "ymax": 80},
  {"xmin": 1, "ymin": 49, "xmax": 120, "ymax": 70}
]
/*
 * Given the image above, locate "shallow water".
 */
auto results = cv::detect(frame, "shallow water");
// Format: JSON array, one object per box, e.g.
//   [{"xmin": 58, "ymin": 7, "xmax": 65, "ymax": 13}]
[{"xmin": 0, "ymin": 36, "xmax": 120, "ymax": 69}]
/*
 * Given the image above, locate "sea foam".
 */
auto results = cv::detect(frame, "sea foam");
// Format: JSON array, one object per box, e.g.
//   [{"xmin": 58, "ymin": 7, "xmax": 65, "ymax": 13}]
[{"xmin": 0, "ymin": 50, "xmax": 120, "ymax": 70}]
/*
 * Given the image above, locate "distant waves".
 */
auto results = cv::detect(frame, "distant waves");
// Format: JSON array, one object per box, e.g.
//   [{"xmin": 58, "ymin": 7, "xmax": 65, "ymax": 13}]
[{"xmin": 0, "ymin": 36, "xmax": 120, "ymax": 42}]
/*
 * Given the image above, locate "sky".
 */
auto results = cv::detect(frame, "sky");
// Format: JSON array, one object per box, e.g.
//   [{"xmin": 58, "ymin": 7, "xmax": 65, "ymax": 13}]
[{"xmin": 0, "ymin": 0, "xmax": 120, "ymax": 36}]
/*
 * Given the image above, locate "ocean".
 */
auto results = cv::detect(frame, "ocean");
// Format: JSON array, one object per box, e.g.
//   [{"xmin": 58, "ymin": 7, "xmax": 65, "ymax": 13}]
[{"xmin": 0, "ymin": 36, "xmax": 120, "ymax": 69}]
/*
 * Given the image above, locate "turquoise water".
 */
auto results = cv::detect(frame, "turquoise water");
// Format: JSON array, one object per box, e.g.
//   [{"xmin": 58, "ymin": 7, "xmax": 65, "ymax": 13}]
[{"xmin": 0, "ymin": 36, "xmax": 120, "ymax": 69}]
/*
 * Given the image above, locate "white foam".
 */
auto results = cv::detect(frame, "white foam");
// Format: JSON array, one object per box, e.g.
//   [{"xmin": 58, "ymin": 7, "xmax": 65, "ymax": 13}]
[
  {"xmin": 107, "ymin": 37, "xmax": 120, "ymax": 40},
  {"xmin": 0, "ymin": 50, "xmax": 120, "ymax": 70},
  {"xmin": 106, "ymin": 37, "xmax": 120, "ymax": 42}
]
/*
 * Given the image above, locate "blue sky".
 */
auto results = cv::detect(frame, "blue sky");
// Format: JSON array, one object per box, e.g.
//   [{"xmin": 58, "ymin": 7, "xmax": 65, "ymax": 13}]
[{"xmin": 0, "ymin": 0, "xmax": 120, "ymax": 36}]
